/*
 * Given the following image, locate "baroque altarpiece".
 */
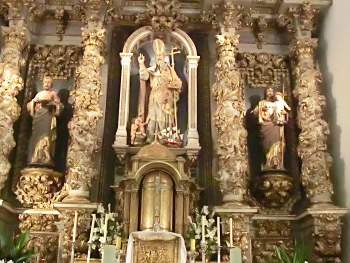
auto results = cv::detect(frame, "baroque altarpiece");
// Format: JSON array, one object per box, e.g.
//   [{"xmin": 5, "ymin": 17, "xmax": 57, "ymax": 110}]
[{"xmin": 0, "ymin": 0, "xmax": 347, "ymax": 263}]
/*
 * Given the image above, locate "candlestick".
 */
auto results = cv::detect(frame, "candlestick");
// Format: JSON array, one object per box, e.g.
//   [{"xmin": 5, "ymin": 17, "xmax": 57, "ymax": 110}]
[
  {"xmin": 103, "ymin": 214, "xmax": 109, "ymax": 244},
  {"xmin": 70, "ymin": 240, "xmax": 75, "ymax": 263},
  {"xmin": 201, "ymin": 215, "xmax": 205, "ymax": 243},
  {"xmin": 217, "ymin": 245, "xmax": 221, "ymax": 263},
  {"xmin": 72, "ymin": 211, "xmax": 78, "ymax": 242},
  {"xmin": 86, "ymin": 242, "xmax": 92, "ymax": 263},
  {"xmin": 88, "ymin": 214, "xmax": 96, "ymax": 243},
  {"xmin": 229, "ymin": 217, "xmax": 233, "ymax": 247},
  {"xmin": 217, "ymin": 216, "xmax": 220, "ymax": 247},
  {"xmin": 187, "ymin": 251, "xmax": 199, "ymax": 263}
]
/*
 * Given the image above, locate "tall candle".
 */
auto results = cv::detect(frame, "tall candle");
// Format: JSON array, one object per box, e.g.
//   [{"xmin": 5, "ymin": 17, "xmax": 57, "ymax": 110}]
[
  {"xmin": 217, "ymin": 216, "xmax": 220, "ymax": 247},
  {"xmin": 103, "ymin": 214, "xmax": 109, "ymax": 244},
  {"xmin": 201, "ymin": 215, "xmax": 205, "ymax": 243},
  {"xmin": 229, "ymin": 217, "xmax": 233, "ymax": 247},
  {"xmin": 116, "ymin": 236, "xmax": 122, "ymax": 249},
  {"xmin": 72, "ymin": 211, "xmax": 78, "ymax": 242},
  {"xmin": 88, "ymin": 214, "xmax": 96, "ymax": 243}
]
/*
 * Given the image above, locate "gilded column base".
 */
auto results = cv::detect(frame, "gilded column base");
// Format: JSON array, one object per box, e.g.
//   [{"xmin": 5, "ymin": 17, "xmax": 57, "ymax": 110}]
[
  {"xmin": 62, "ymin": 189, "xmax": 90, "ymax": 203},
  {"xmin": 253, "ymin": 170, "xmax": 293, "ymax": 208},
  {"xmin": 15, "ymin": 167, "xmax": 63, "ymax": 207}
]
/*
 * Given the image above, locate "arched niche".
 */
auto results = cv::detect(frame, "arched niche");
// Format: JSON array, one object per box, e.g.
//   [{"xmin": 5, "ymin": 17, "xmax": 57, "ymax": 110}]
[{"xmin": 114, "ymin": 26, "xmax": 200, "ymax": 149}]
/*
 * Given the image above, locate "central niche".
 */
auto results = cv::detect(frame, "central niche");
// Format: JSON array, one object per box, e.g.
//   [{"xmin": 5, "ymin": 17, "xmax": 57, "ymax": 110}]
[
  {"xmin": 140, "ymin": 170, "xmax": 174, "ymax": 232},
  {"xmin": 129, "ymin": 38, "xmax": 188, "ymax": 146}
]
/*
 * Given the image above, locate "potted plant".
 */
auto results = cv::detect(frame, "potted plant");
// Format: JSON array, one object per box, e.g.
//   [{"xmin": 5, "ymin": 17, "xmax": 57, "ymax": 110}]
[
  {"xmin": 0, "ymin": 227, "xmax": 34, "ymax": 263},
  {"xmin": 274, "ymin": 240, "xmax": 311, "ymax": 263}
]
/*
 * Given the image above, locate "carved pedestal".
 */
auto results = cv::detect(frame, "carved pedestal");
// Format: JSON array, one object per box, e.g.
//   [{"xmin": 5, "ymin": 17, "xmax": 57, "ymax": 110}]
[
  {"xmin": 297, "ymin": 207, "xmax": 347, "ymax": 263},
  {"xmin": 214, "ymin": 207, "xmax": 258, "ymax": 263},
  {"xmin": 15, "ymin": 167, "xmax": 63, "ymax": 207},
  {"xmin": 18, "ymin": 209, "xmax": 60, "ymax": 263},
  {"xmin": 55, "ymin": 203, "xmax": 98, "ymax": 263},
  {"xmin": 253, "ymin": 171, "xmax": 294, "ymax": 208}
]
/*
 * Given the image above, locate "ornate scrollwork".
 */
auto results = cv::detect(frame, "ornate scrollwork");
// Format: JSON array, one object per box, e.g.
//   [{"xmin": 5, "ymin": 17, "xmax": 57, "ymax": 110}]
[
  {"xmin": 136, "ymin": 0, "xmax": 188, "ymax": 31},
  {"xmin": 213, "ymin": 34, "xmax": 248, "ymax": 205},
  {"xmin": 237, "ymin": 52, "xmax": 289, "ymax": 89},
  {"xmin": 19, "ymin": 213, "xmax": 58, "ymax": 232},
  {"xmin": 31, "ymin": 45, "xmax": 82, "ymax": 80},
  {"xmin": 290, "ymin": 38, "xmax": 333, "ymax": 205},
  {"xmin": 15, "ymin": 167, "xmax": 63, "ymax": 207},
  {"xmin": 62, "ymin": 28, "xmax": 105, "ymax": 201},
  {"xmin": 254, "ymin": 220, "xmax": 291, "ymax": 237}
]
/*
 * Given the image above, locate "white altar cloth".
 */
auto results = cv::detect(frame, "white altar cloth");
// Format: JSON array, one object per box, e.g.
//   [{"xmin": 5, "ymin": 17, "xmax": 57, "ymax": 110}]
[{"xmin": 125, "ymin": 231, "xmax": 187, "ymax": 263}]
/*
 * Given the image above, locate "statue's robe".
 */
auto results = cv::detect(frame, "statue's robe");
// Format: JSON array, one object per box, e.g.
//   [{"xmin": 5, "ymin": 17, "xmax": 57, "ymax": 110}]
[
  {"xmin": 139, "ymin": 63, "xmax": 182, "ymax": 141},
  {"xmin": 27, "ymin": 92, "xmax": 63, "ymax": 165}
]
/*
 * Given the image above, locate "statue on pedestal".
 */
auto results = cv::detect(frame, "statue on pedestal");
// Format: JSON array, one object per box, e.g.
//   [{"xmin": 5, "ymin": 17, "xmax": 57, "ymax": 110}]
[
  {"xmin": 252, "ymin": 88, "xmax": 290, "ymax": 170},
  {"xmin": 135, "ymin": 38, "xmax": 182, "ymax": 145},
  {"xmin": 27, "ymin": 76, "xmax": 63, "ymax": 165}
]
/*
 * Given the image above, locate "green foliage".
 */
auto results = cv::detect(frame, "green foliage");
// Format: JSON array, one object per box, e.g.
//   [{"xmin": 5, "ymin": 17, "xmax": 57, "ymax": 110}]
[
  {"xmin": 274, "ymin": 240, "xmax": 311, "ymax": 263},
  {"xmin": 0, "ymin": 226, "xmax": 34, "ymax": 263}
]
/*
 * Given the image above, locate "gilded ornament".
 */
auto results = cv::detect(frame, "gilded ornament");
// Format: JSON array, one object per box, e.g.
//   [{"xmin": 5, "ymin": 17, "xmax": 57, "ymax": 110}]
[
  {"xmin": 213, "ymin": 33, "xmax": 248, "ymax": 206},
  {"xmin": 290, "ymin": 38, "xmax": 334, "ymax": 205},
  {"xmin": 0, "ymin": 26, "xmax": 27, "ymax": 191},
  {"xmin": 136, "ymin": 0, "xmax": 188, "ymax": 31}
]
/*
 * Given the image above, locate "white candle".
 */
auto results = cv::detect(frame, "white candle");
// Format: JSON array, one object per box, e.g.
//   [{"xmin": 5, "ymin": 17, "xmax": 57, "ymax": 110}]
[
  {"xmin": 72, "ymin": 211, "xmax": 78, "ymax": 242},
  {"xmin": 217, "ymin": 216, "xmax": 220, "ymax": 247},
  {"xmin": 108, "ymin": 203, "xmax": 111, "ymax": 213},
  {"xmin": 103, "ymin": 214, "xmax": 109, "ymax": 244},
  {"xmin": 229, "ymin": 217, "xmax": 233, "ymax": 247},
  {"xmin": 88, "ymin": 214, "xmax": 96, "ymax": 243},
  {"xmin": 201, "ymin": 215, "xmax": 205, "ymax": 243}
]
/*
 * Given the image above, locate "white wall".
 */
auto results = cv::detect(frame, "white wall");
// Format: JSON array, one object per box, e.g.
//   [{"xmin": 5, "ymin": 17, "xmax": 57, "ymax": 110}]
[{"xmin": 318, "ymin": 0, "xmax": 350, "ymax": 262}]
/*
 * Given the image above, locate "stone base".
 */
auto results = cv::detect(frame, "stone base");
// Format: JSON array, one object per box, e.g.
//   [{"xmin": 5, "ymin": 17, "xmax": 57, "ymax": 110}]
[{"xmin": 15, "ymin": 167, "xmax": 63, "ymax": 207}]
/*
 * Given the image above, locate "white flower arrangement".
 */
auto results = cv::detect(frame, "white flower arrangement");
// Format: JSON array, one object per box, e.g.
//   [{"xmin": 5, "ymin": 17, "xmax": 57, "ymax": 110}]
[
  {"xmin": 0, "ymin": 260, "xmax": 14, "ymax": 263},
  {"xmin": 186, "ymin": 206, "xmax": 218, "ymax": 254},
  {"xmin": 91, "ymin": 204, "xmax": 125, "ymax": 250}
]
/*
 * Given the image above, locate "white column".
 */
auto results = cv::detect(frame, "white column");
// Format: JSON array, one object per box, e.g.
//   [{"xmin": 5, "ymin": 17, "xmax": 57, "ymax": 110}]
[
  {"xmin": 186, "ymin": 56, "xmax": 200, "ymax": 149},
  {"xmin": 114, "ymin": 52, "xmax": 133, "ymax": 147}
]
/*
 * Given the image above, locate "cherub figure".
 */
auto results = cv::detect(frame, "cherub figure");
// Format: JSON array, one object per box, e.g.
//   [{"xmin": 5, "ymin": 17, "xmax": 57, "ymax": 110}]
[
  {"xmin": 274, "ymin": 92, "xmax": 291, "ymax": 125},
  {"xmin": 131, "ymin": 117, "xmax": 147, "ymax": 145}
]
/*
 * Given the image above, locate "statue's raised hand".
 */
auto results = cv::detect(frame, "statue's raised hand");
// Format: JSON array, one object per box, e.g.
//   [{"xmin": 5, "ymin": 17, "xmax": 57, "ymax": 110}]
[{"xmin": 138, "ymin": 53, "xmax": 145, "ymax": 64}]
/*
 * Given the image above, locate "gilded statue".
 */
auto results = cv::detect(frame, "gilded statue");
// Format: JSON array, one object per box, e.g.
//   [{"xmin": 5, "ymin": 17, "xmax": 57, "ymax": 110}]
[
  {"xmin": 252, "ymin": 88, "xmax": 290, "ymax": 170},
  {"xmin": 136, "ymin": 38, "xmax": 182, "ymax": 144},
  {"xmin": 27, "ymin": 77, "xmax": 63, "ymax": 165}
]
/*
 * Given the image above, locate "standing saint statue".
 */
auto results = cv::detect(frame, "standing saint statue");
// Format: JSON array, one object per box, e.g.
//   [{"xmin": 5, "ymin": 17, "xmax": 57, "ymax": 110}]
[
  {"xmin": 27, "ymin": 76, "xmax": 63, "ymax": 165},
  {"xmin": 137, "ymin": 39, "xmax": 182, "ymax": 143},
  {"xmin": 252, "ymin": 88, "xmax": 290, "ymax": 170}
]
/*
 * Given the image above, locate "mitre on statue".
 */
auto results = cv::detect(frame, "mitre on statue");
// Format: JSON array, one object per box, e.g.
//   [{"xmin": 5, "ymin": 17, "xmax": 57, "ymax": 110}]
[{"xmin": 153, "ymin": 38, "xmax": 165, "ymax": 55}]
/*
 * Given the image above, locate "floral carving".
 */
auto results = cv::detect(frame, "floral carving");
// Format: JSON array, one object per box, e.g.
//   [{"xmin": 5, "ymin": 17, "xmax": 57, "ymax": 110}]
[
  {"xmin": 252, "ymin": 239, "xmax": 294, "ymax": 263},
  {"xmin": 0, "ymin": 26, "xmax": 27, "ymax": 192},
  {"xmin": 136, "ymin": 0, "xmax": 187, "ymax": 31},
  {"xmin": 254, "ymin": 220, "xmax": 291, "ymax": 238},
  {"xmin": 31, "ymin": 45, "xmax": 82, "ymax": 80},
  {"xmin": 237, "ymin": 52, "xmax": 289, "ymax": 89},
  {"xmin": 290, "ymin": 38, "xmax": 333, "ymax": 205},
  {"xmin": 212, "ymin": 34, "xmax": 248, "ymax": 206}
]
